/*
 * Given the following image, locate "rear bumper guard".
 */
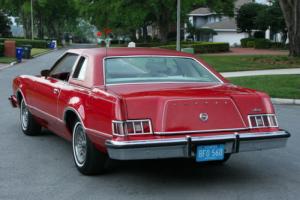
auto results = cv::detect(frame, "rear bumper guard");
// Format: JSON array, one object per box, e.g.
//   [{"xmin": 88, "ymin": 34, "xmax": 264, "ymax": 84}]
[{"xmin": 106, "ymin": 130, "xmax": 290, "ymax": 160}]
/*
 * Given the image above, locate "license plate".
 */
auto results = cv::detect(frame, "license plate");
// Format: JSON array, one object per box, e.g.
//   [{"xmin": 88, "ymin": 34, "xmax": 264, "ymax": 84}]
[{"xmin": 196, "ymin": 144, "xmax": 225, "ymax": 162}]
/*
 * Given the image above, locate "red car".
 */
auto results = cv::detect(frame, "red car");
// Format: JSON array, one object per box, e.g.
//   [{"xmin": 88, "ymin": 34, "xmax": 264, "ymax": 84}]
[{"xmin": 9, "ymin": 48, "xmax": 290, "ymax": 175}]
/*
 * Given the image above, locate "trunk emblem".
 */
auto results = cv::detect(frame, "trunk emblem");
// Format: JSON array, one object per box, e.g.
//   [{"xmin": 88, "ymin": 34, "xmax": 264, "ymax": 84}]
[{"xmin": 199, "ymin": 113, "xmax": 209, "ymax": 122}]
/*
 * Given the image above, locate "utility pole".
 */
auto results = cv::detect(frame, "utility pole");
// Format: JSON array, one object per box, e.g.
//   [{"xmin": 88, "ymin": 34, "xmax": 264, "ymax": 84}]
[
  {"xmin": 176, "ymin": 0, "xmax": 181, "ymax": 51},
  {"xmin": 31, "ymin": 0, "xmax": 34, "ymax": 40}
]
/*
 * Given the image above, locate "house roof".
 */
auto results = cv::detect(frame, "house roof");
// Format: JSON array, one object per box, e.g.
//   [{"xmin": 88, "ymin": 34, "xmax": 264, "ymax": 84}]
[
  {"xmin": 189, "ymin": 0, "xmax": 253, "ymax": 16},
  {"xmin": 203, "ymin": 18, "xmax": 237, "ymax": 31},
  {"xmin": 189, "ymin": 7, "xmax": 213, "ymax": 16}
]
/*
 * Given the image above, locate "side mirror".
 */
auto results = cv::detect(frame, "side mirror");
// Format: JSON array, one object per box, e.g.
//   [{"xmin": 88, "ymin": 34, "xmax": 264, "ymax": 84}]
[{"xmin": 41, "ymin": 69, "xmax": 50, "ymax": 77}]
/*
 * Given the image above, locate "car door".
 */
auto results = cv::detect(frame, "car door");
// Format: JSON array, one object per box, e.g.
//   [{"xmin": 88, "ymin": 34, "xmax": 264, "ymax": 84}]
[{"xmin": 30, "ymin": 53, "xmax": 79, "ymax": 132}]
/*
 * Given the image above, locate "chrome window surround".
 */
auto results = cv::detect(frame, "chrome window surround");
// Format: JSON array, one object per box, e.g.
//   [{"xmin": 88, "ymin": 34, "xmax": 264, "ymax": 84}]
[
  {"xmin": 248, "ymin": 114, "xmax": 278, "ymax": 128},
  {"xmin": 102, "ymin": 55, "xmax": 224, "ymax": 86},
  {"xmin": 112, "ymin": 119, "xmax": 153, "ymax": 136}
]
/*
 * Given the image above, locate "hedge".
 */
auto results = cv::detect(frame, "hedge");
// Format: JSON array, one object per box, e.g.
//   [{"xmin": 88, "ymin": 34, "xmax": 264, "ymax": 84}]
[
  {"xmin": 0, "ymin": 43, "xmax": 4, "ymax": 57},
  {"xmin": 270, "ymin": 42, "xmax": 288, "ymax": 49},
  {"xmin": 254, "ymin": 38, "xmax": 271, "ymax": 49},
  {"xmin": 136, "ymin": 42, "xmax": 163, "ymax": 47},
  {"xmin": 0, "ymin": 38, "xmax": 48, "ymax": 48},
  {"xmin": 159, "ymin": 42, "xmax": 230, "ymax": 53},
  {"xmin": 240, "ymin": 38, "xmax": 255, "ymax": 48},
  {"xmin": 246, "ymin": 41, "xmax": 255, "ymax": 48}
]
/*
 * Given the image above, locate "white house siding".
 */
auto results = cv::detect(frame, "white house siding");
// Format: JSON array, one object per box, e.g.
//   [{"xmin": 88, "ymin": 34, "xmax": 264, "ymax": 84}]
[
  {"xmin": 194, "ymin": 17, "xmax": 207, "ymax": 28},
  {"xmin": 213, "ymin": 31, "xmax": 248, "ymax": 46}
]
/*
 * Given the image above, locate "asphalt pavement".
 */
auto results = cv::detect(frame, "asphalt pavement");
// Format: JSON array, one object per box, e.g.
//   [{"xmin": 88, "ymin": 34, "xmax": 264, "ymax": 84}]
[{"xmin": 0, "ymin": 46, "xmax": 299, "ymax": 200}]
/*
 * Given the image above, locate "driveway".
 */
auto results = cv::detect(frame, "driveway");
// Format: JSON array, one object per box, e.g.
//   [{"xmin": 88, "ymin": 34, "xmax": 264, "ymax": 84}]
[{"xmin": 0, "ymin": 47, "xmax": 299, "ymax": 200}]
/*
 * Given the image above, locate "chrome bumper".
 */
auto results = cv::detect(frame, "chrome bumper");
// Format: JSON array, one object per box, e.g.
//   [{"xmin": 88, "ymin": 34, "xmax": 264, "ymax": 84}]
[{"xmin": 106, "ymin": 130, "xmax": 290, "ymax": 160}]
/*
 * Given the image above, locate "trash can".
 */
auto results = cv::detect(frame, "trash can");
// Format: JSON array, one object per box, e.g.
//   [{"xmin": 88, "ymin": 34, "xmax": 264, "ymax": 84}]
[
  {"xmin": 181, "ymin": 48, "xmax": 195, "ymax": 54},
  {"xmin": 22, "ymin": 45, "xmax": 32, "ymax": 59},
  {"xmin": 47, "ymin": 40, "xmax": 52, "ymax": 48},
  {"xmin": 50, "ymin": 40, "xmax": 57, "ymax": 49},
  {"xmin": 16, "ymin": 47, "xmax": 24, "ymax": 63}
]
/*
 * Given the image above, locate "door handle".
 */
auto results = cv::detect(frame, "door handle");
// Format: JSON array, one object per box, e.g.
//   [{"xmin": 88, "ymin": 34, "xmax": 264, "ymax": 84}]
[{"xmin": 53, "ymin": 88, "xmax": 59, "ymax": 94}]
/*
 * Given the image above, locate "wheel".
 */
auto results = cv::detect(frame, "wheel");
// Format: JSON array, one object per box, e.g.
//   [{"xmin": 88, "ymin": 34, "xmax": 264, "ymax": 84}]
[
  {"xmin": 72, "ymin": 121, "xmax": 108, "ymax": 175},
  {"xmin": 20, "ymin": 99, "xmax": 41, "ymax": 136}
]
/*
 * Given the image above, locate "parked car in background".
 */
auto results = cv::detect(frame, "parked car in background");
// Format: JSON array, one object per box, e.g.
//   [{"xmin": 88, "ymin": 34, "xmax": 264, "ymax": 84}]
[{"xmin": 9, "ymin": 48, "xmax": 290, "ymax": 175}]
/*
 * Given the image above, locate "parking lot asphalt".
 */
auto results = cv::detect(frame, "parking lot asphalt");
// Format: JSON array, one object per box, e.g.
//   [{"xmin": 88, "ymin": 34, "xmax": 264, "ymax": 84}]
[{"xmin": 0, "ymin": 47, "xmax": 299, "ymax": 200}]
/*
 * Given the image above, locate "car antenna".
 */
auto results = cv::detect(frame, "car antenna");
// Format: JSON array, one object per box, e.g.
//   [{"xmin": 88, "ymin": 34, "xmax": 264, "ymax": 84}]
[{"xmin": 104, "ymin": 44, "xmax": 108, "ymax": 91}]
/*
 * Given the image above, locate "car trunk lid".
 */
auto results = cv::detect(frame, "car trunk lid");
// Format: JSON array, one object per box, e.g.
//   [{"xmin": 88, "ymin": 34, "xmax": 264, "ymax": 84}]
[{"xmin": 107, "ymin": 83, "xmax": 258, "ymax": 134}]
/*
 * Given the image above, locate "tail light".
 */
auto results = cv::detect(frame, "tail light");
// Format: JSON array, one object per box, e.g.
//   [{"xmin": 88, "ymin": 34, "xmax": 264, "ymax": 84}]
[
  {"xmin": 248, "ymin": 114, "xmax": 278, "ymax": 128},
  {"xmin": 112, "ymin": 119, "xmax": 153, "ymax": 136}
]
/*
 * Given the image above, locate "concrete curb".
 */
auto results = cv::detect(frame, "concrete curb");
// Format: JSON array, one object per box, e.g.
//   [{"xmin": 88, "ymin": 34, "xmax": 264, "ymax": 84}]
[
  {"xmin": 32, "ymin": 49, "xmax": 55, "ymax": 58},
  {"xmin": 0, "ymin": 61, "xmax": 17, "ymax": 71},
  {"xmin": 0, "ymin": 49, "xmax": 56, "ymax": 71},
  {"xmin": 271, "ymin": 98, "xmax": 300, "ymax": 105}
]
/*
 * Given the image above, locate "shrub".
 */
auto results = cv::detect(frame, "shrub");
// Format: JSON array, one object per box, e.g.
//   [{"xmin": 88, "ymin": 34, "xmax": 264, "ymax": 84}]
[
  {"xmin": 246, "ymin": 41, "xmax": 255, "ymax": 48},
  {"xmin": 254, "ymin": 31, "xmax": 265, "ymax": 39},
  {"xmin": 240, "ymin": 38, "xmax": 255, "ymax": 48},
  {"xmin": 270, "ymin": 42, "xmax": 288, "ymax": 49},
  {"xmin": 0, "ymin": 38, "xmax": 48, "ymax": 48},
  {"xmin": 159, "ymin": 42, "xmax": 229, "ymax": 53},
  {"xmin": 0, "ymin": 43, "xmax": 4, "ymax": 56},
  {"xmin": 192, "ymin": 42, "xmax": 229, "ymax": 53},
  {"xmin": 254, "ymin": 38, "xmax": 271, "ymax": 49},
  {"xmin": 136, "ymin": 43, "xmax": 163, "ymax": 47}
]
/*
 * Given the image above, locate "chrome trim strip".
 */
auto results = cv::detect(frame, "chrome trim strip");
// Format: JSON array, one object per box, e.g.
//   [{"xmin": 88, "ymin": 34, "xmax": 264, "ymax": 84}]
[
  {"xmin": 16, "ymin": 88, "xmax": 27, "ymax": 106},
  {"xmin": 27, "ymin": 104, "xmax": 64, "ymax": 123},
  {"xmin": 20, "ymin": 104, "xmax": 112, "ymax": 139},
  {"xmin": 155, "ymin": 127, "xmax": 249, "ymax": 135},
  {"xmin": 64, "ymin": 107, "xmax": 112, "ymax": 138},
  {"xmin": 102, "ymin": 55, "xmax": 224, "ymax": 86},
  {"xmin": 86, "ymin": 128, "xmax": 112, "ymax": 139}
]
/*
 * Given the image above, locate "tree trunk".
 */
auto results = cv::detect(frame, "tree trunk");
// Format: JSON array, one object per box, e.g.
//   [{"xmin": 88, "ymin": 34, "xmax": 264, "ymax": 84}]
[
  {"xmin": 158, "ymin": 23, "xmax": 169, "ymax": 42},
  {"xmin": 279, "ymin": 0, "xmax": 300, "ymax": 57},
  {"xmin": 142, "ymin": 25, "xmax": 148, "ymax": 42}
]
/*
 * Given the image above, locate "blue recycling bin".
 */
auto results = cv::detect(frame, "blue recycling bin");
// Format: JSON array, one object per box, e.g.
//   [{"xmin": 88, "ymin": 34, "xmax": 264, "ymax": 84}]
[
  {"xmin": 16, "ymin": 47, "xmax": 24, "ymax": 63},
  {"xmin": 49, "ymin": 40, "xmax": 56, "ymax": 49}
]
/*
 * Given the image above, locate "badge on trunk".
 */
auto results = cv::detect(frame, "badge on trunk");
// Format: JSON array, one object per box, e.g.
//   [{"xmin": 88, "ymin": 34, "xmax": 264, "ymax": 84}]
[{"xmin": 199, "ymin": 113, "xmax": 209, "ymax": 122}]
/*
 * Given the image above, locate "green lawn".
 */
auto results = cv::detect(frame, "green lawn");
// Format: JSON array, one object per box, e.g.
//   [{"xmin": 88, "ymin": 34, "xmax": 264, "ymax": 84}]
[
  {"xmin": 31, "ymin": 48, "xmax": 51, "ymax": 57},
  {"xmin": 0, "ymin": 57, "xmax": 16, "ymax": 64},
  {"xmin": 200, "ymin": 55, "xmax": 300, "ymax": 72},
  {"xmin": 229, "ymin": 75, "xmax": 300, "ymax": 99}
]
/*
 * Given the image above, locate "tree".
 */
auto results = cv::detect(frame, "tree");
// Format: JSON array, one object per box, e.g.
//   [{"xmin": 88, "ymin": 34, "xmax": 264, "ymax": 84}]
[
  {"xmin": 78, "ymin": 0, "xmax": 235, "ymax": 42},
  {"xmin": 278, "ymin": 0, "xmax": 300, "ymax": 57},
  {"xmin": 0, "ymin": 11, "xmax": 12, "ymax": 37},
  {"xmin": 236, "ymin": 3, "xmax": 268, "ymax": 37},
  {"xmin": 256, "ymin": 0, "xmax": 286, "ymax": 42},
  {"xmin": 0, "ymin": 0, "xmax": 79, "ymax": 40}
]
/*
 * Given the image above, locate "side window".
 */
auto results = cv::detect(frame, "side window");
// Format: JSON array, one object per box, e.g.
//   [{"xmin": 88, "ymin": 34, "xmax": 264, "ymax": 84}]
[
  {"xmin": 49, "ymin": 53, "xmax": 78, "ymax": 81},
  {"xmin": 72, "ymin": 57, "xmax": 88, "ymax": 80}
]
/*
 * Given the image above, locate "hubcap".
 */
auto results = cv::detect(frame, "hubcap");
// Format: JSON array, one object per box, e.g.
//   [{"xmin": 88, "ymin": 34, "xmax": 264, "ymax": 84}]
[
  {"xmin": 21, "ymin": 100, "xmax": 29, "ymax": 130},
  {"xmin": 73, "ymin": 123, "xmax": 87, "ymax": 167}
]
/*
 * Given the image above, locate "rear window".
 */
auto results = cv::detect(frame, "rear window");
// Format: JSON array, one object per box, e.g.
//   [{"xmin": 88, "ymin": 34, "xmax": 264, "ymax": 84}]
[{"xmin": 104, "ymin": 57, "xmax": 220, "ymax": 84}]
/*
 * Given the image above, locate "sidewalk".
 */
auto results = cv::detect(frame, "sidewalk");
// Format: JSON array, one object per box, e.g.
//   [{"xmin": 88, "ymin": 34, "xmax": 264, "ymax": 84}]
[{"xmin": 221, "ymin": 68, "xmax": 300, "ymax": 78}]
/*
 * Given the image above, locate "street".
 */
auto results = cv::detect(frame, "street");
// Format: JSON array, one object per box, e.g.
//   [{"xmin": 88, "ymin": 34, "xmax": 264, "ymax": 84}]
[{"xmin": 0, "ymin": 48, "xmax": 299, "ymax": 200}]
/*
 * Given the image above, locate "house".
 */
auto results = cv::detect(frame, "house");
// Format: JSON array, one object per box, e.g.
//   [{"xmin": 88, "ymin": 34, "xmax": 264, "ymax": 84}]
[{"xmin": 187, "ymin": 0, "xmax": 269, "ymax": 46}]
